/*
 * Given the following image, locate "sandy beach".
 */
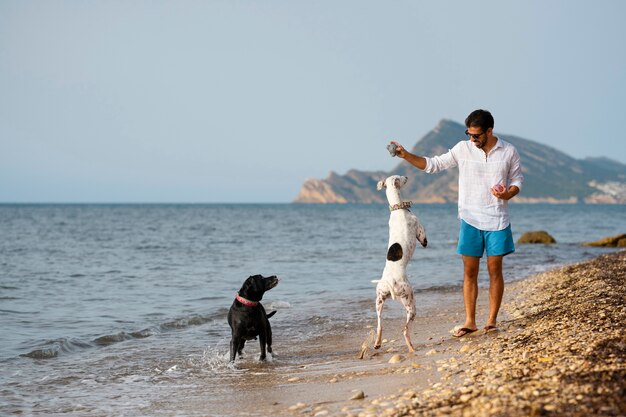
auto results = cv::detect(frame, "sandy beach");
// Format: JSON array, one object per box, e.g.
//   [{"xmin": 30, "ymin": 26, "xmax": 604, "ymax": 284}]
[{"xmin": 247, "ymin": 250, "xmax": 626, "ymax": 417}]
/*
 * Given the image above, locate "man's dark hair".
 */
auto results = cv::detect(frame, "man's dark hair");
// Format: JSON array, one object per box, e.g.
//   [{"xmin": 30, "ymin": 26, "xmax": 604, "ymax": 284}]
[{"xmin": 465, "ymin": 109, "xmax": 494, "ymax": 132}]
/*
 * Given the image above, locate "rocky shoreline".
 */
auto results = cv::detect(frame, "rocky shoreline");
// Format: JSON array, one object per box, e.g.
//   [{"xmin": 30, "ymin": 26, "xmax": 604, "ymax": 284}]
[{"xmin": 336, "ymin": 250, "xmax": 626, "ymax": 417}]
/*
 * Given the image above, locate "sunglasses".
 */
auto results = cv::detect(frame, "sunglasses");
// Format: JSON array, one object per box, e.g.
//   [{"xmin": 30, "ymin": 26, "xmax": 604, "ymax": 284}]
[{"xmin": 465, "ymin": 130, "xmax": 485, "ymax": 140}]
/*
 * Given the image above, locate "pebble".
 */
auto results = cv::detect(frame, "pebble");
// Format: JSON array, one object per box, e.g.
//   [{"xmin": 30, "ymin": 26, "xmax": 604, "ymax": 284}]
[
  {"xmin": 288, "ymin": 402, "xmax": 306, "ymax": 411},
  {"xmin": 388, "ymin": 354, "xmax": 405, "ymax": 363},
  {"xmin": 350, "ymin": 390, "xmax": 365, "ymax": 400},
  {"xmin": 402, "ymin": 390, "xmax": 417, "ymax": 399},
  {"xmin": 459, "ymin": 344, "xmax": 471, "ymax": 353},
  {"xmin": 459, "ymin": 394, "xmax": 472, "ymax": 403}
]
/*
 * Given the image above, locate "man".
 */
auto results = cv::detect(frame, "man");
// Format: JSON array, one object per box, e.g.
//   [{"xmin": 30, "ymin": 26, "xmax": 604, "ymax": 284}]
[{"xmin": 390, "ymin": 109, "xmax": 523, "ymax": 337}]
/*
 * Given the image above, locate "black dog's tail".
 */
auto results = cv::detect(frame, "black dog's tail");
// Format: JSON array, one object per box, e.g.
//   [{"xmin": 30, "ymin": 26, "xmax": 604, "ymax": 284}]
[{"xmin": 267, "ymin": 311, "xmax": 277, "ymax": 319}]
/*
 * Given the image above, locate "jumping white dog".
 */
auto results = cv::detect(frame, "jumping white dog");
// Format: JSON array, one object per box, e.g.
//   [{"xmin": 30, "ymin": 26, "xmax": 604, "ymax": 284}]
[{"xmin": 374, "ymin": 175, "xmax": 427, "ymax": 352}]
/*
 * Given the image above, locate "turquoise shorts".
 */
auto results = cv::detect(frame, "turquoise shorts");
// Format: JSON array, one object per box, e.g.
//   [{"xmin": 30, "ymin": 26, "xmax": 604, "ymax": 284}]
[{"xmin": 457, "ymin": 220, "xmax": 515, "ymax": 258}]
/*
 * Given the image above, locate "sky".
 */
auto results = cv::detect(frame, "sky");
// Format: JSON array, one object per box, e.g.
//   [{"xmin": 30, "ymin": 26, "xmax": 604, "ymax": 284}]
[{"xmin": 1, "ymin": 1, "xmax": 625, "ymax": 203}]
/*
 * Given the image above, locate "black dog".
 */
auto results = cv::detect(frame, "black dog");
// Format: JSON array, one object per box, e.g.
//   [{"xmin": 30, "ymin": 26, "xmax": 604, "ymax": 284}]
[{"xmin": 227, "ymin": 274, "xmax": 279, "ymax": 363}]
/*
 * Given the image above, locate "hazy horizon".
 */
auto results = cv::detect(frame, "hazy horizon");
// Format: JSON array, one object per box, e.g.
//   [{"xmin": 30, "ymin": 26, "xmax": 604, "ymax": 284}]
[{"xmin": 2, "ymin": 1, "xmax": 625, "ymax": 203}]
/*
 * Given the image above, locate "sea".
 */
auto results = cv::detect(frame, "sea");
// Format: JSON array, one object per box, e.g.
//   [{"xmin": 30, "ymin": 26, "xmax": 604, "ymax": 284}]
[{"xmin": 1, "ymin": 203, "xmax": 624, "ymax": 416}]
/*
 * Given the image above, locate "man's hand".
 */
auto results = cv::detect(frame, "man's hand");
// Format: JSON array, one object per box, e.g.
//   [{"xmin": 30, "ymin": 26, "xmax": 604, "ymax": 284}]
[
  {"xmin": 389, "ymin": 140, "xmax": 427, "ymax": 170},
  {"xmin": 491, "ymin": 185, "xmax": 520, "ymax": 200},
  {"xmin": 390, "ymin": 141, "xmax": 407, "ymax": 159}
]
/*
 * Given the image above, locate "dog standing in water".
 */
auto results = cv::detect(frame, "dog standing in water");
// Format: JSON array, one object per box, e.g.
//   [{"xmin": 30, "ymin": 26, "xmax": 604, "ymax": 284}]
[
  {"xmin": 374, "ymin": 175, "xmax": 427, "ymax": 352},
  {"xmin": 228, "ymin": 275, "xmax": 279, "ymax": 363}
]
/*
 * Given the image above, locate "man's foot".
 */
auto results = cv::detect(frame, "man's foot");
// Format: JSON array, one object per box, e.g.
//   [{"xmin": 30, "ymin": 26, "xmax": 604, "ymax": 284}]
[
  {"xmin": 453, "ymin": 327, "xmax": 478, "ymax": 338},
  {"xmin": 484, "ymin": 325, "xmax": 499, "ymax": 333}
]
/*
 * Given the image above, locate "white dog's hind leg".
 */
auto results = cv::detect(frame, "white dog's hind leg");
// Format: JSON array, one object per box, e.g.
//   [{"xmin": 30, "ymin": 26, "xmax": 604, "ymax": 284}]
[
  {"xmin": 397, "ymin": 283, "xmax": 417, "ymax": 353},
  {"xmin": 374, "ymin": 286, "xmax": 389, "ymax": 349}
]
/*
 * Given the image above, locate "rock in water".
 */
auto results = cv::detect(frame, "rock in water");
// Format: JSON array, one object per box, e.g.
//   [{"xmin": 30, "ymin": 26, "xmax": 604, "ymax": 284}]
[
  {"xmin": 581, "ymin": 233, "xmax": 626, "ymax": 247},
  {"xmin": 517, "ymin": 231, "xmax": 556, "ymax": 244}
]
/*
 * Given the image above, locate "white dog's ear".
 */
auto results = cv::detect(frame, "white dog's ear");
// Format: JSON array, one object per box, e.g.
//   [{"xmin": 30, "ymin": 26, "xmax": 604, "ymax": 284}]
[{"xmin": 376, "ymin": 180, "xmax": 386, "ymax": 191}]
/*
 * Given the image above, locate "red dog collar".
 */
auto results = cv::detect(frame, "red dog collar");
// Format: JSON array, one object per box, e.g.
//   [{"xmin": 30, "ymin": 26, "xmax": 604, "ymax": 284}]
[{"xmin": 235, "ymin": 293, "xmax": 258, "ymax": 307}]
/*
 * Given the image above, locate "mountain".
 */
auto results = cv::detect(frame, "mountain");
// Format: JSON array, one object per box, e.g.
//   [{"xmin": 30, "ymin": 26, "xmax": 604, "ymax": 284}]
[{"xmin": 294, "ymin": 119, "xmax": 626, "ymax": 204}]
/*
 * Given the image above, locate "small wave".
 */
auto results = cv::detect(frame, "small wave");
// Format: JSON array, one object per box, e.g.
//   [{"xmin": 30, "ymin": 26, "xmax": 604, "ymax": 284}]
[
  {"xmin": 23, "ymin": 327, "xmax": 160, "ymax": 358},
  {"xmin": 414, "ymin": 284, "xmax": 461, "ymax": 294},
  {"xmin": 149, "ymin": 266, "xmax": 170, "ymax": 271},
  {"xmin": 135, "ymin": 245, "xmax": 167, "ymax": 250},
  {"xmin": 63, "ymin": 313, "xmax": 228, "ymax": 353},
  {"xmin": 21, "ymin": 338, "xmax": 92, "ymax": 360},
  {"xmin": 305, "ymin": 315, "xmax": 332, "ymax": 326},
  {"xmin": 130, "ymin": 329, "xmax": 153, "ymax": 339},
  {"xmin": 20, "ymin": 311, "xmax": 226, "ymax": 359},
  {"xmin": 69, "ymin": 273, "xmax": 86, "ymax": 278},
  {"xmin": 92, "ymin": 328, "xmax": 155, "ymax": 346},
  {"xmin": 188, "ymin": 296, "xmax": 224, "ymax": 302},
  {"xmin": 0, "ymin": 285, "xmax": 19, "ymax": 290},
  {"xmin": 93, "ymin": 332, "xmax": 134, "ymax": 346},
  {"xmin": 266, "ymin": 300, "xmax": 291, "ymax": 309},
  {"xmin": 8, "ymin": 247, "xmax": 27, "ymax": 253},
  {"xmin": 21, "ymin": 348, "xmax": 59, "ymax": 359},
  {"xmin": 0, "ymin": 308, "xmax": 38, "ymax": 315},
  {"xmin": 160, "ymin": 315, "xmax": 212, "ymax": 330}
]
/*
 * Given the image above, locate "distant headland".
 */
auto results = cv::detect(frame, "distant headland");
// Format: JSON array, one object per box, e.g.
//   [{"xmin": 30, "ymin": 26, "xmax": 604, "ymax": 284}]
[{"xmin": 294, "ymin": 119, "xmax": 626, "ymax": 204}]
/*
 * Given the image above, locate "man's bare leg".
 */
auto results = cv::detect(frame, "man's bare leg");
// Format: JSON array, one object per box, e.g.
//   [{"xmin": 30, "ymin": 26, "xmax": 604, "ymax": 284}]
[
  {"xmin": 486, "ymin": 255, "xmax": 504, "ymax": 328},
  {"xmin": 461, "ymin": 255, "xmax": 480, "ymax": 331}
]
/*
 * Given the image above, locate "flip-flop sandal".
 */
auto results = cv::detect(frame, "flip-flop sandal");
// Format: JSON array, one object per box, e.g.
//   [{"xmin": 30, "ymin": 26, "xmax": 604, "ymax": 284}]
[
  {"xmin": 453, "ymin": 327, "xmax": 478, "ymax": 337},
  {"xmin": 484, "ymin": 325, "xmax": 499, "ymax": 333}
]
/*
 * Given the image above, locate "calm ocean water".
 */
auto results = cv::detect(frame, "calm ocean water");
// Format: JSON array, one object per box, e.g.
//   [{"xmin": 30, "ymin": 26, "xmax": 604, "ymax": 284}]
[{"xmin": 1, "ymin": 203, "xmax": 624, "ymax": 415}]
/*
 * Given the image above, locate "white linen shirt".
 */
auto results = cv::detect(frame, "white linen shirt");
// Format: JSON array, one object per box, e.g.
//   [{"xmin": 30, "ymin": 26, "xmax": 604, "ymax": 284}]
[{"xmin": 423, "ymin": 137, "xmax": 524, "ymax": 231}]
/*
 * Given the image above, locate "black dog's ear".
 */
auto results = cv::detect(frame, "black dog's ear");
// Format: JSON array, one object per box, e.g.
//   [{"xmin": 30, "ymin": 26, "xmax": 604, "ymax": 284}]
[
  {"xmin": 240, "ymin": 275, "xmax": 259, "ymax": 291},
  {"xmin": 244, "ymin": 275, "xmax": 263, "ymax": 289}
]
